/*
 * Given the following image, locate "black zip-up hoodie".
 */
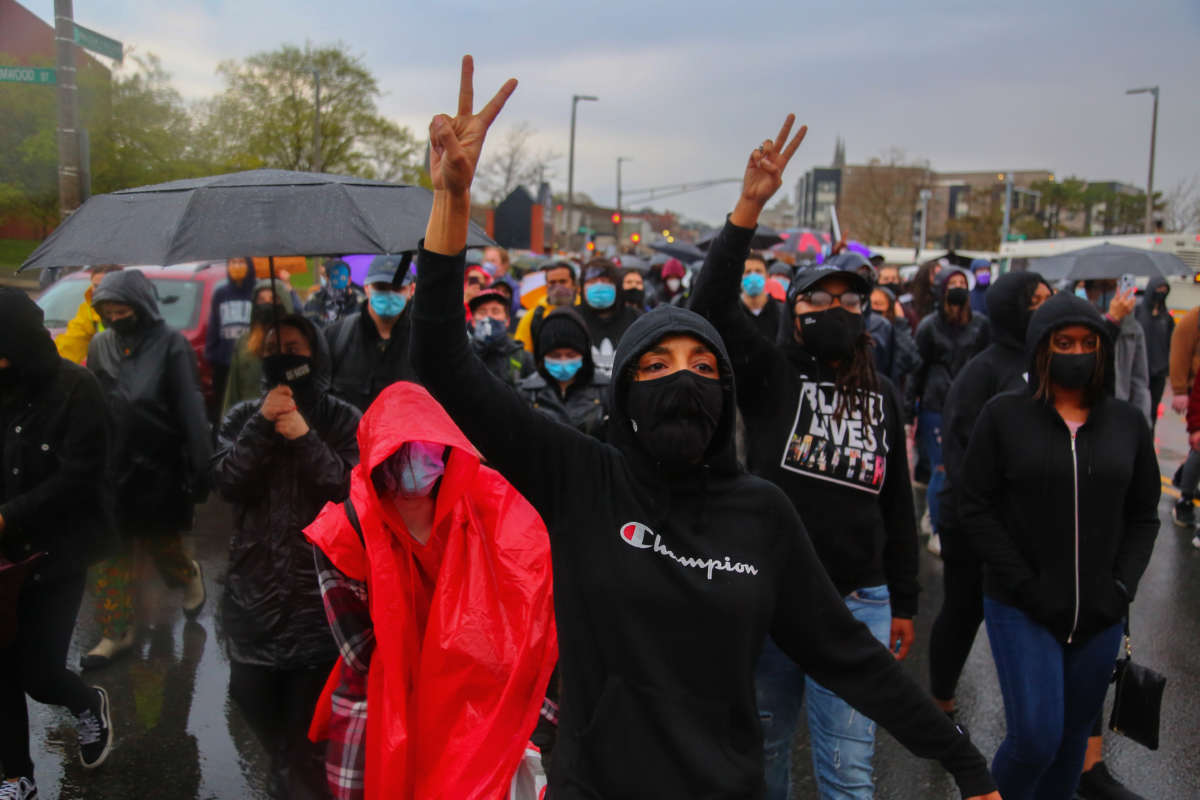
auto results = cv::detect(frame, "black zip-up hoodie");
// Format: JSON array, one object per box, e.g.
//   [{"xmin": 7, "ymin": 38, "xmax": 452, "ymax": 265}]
[
  {"xmin": 905, "ymin": 267, "xmax": 990, "ymax": 418},
  {"xmin": 959, "ymin": 292, "xmax": 1160, "ymax": 643},
  {"xmin": 688, "ymin": 220, "xmax": 920, "ymax": 618},
  {"xmin": 411, "ymin": 244, "xmax": 994, "ymax": 798},
  {"xmin": 939, "ymin": 271, "xmax": 1047, "ymax": 533}
]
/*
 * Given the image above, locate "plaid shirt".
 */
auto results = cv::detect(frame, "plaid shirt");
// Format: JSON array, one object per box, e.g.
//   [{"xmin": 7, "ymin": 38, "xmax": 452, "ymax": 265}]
[{"xmin": 316, "ymin": 549, "xmax": 374, "ymax": 800}]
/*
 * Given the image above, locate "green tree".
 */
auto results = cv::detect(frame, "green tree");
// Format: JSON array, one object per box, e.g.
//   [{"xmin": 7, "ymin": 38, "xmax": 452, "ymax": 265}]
[{"xmin": 198, "ymin": 43, "xmax": 424, "ymax": 183}]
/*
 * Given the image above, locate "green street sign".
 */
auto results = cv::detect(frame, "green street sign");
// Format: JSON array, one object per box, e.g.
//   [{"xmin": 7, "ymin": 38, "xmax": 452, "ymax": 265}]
[
  {"xmin": 74, "ymin": 23, "xmax": 123, "ymax": 63},
  {"xmin": 0, "ymin": 65, "xmax": 56, "ymax": 85}
]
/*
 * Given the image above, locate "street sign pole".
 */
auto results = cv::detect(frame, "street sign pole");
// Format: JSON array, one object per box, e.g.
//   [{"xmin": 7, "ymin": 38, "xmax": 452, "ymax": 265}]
[
  {"xmin": 73, "ymin": 22, "xmax": 123, "ymax": 63},
  {"xmin": 54, "ymin": 0, "xmax": 81, "ymax": 221}
]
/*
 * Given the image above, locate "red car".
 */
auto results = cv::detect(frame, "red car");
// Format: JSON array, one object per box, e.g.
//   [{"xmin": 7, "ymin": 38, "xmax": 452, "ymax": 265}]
[{"xmin": 36, "ymin": 262, "xmax": 231, "ymax": 407}]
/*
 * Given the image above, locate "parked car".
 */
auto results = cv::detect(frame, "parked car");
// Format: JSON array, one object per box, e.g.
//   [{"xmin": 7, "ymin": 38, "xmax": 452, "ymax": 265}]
[{"xmin": 36, "ymin": 262, "xmax": 229, "ymax": 409}]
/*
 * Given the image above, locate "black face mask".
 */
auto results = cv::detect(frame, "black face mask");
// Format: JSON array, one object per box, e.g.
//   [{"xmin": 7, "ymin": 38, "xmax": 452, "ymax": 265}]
[
  {"xmin": 625, "ymin": 288, "xmax": 645, "ymax": 306},
  {"xmin": 262, "ymin": 354, "xmax": 315, "ymax": 389},
  {"xmin": 625, "ymin": 369, "xmax": 724, "ymax": 468},
  {"xmin": 0, "ymin": 366, "xmax": 20, "ymax": 389},
  {"xmin": 251, "ymin": 303, "xmax": 277, "ymax": 327},
  {"xmin": 1049, "ymin": 352, "xmax": 1097, "ymax": 389},
  {"xmin": 946, "ymin": 287, "xmax": 969, "ymax": 307},
  {"xmin": 796, "ymin": 307, "xmax": 863, "ymax": 363},
  {"xmin": 109, "ymin": 315, "xmax": 139, "ymax": 336}
]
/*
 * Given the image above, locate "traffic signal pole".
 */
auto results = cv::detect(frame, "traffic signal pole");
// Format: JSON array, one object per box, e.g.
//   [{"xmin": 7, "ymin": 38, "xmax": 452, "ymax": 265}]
[{"xmin": 54, "ymin": 0, "xmax": 81, "ymax": 221}]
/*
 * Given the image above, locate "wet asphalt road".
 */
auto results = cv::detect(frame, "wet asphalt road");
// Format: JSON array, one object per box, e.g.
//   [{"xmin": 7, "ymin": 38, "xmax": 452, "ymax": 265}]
[{"xmin": 19, "ymin": 412, "xmax": 1200, "ymax": 799}]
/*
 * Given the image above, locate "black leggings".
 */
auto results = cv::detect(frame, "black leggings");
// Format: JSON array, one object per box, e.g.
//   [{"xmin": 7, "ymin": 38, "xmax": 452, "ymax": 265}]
[
  {"xmin": 929, "ymin": 528, "xmax": 984, "ymax": 702},
  {"xmin": 229, "ymin": 660, "xmax": 333, "ymax": 800},
  {"xmin": 0, "ymin": 571, "xmax": 97, "ymax": 779}
]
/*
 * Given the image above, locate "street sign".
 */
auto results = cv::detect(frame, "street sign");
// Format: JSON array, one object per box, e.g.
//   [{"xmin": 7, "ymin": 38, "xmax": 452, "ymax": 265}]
[
  {"xmin": 74, "ymin": 23, "xmax": 123, "ymax": 63},
  {"xmin": 0, "ymin": 65, "xmax": 56, "ymax": 85}
]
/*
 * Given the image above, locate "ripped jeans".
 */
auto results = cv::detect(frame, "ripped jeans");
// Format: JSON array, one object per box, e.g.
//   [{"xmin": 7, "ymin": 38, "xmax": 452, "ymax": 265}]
[{"xmin": 756, "ymin": 585, "xmax": 892, "ymax": 800}]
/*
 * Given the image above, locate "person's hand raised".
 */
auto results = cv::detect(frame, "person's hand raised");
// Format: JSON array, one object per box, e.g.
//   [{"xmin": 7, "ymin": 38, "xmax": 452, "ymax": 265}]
[
  {"xmin": 429, "ymin": 55, "xmax": 518, "ymax": 196},
  {"xmin": 260, "ymin": 385, "xmax": 296, "ymax": 422},
  {"xmin": 731, "ymin": 114, "xmax": 807, "ymax": 228}
]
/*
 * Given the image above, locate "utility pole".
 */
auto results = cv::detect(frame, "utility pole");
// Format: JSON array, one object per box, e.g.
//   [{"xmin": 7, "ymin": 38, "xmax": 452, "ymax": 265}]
[
  {"xmin": 312, "ymin": 69, "xmax": 322, "ymax": 172},
  {"xmin": 54, "ymin": 0, "xmax": 80, "ymax": 221},
  {"xmin": 1126, "ymin": 86, "xmax": 1159, "ymax": 233},
  {"xmin": 616, "ymin": 156, "xmax": 631, "ymax": 240},
  {"xmin": 916, "ymin": 189, "xmax": 932, "ymax": 261},
  {"xmin": 1000, "ymin": 172, "xmax": 1014, "ymax": 246},
  {"xmin": 565, "ymin": 94, "xmax": 597, "ymax": 250}
]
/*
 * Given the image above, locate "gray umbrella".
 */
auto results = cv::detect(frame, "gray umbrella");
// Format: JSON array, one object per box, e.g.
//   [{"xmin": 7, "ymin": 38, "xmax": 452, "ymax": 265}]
[
  {"xmin": 696, "ymin": 224, "xmax": 783, "ymax": 251},
  {"xmin": 648, "ymin": 240, "xmax": 705, "ymax": 262},
  {"xmin": 19, "ymin": 169, "xmax": 495, "ymax": 271},
  {"xmin": 1030, "ymin": 242, "xmax": 1190, "ymax": 282}
]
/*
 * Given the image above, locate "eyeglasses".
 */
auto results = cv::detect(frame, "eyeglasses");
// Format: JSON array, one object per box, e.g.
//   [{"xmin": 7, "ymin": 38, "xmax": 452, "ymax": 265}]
[{"xmin": 798, "ymin": 290, "xmax": 863, "ymax": 310}]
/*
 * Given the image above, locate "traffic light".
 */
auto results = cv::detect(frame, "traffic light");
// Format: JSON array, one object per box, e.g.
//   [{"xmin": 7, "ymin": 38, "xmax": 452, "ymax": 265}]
[
  {"xmin": 611, "ymin": 212, "xmax": 622, "ymax": 225},
  {"xmin": 630, "ymin": 232, "xmax": 641, "ymax": 243},
  {"xmin": 585, "ymin": 240, "xmax": 596, "ymax": 252}
]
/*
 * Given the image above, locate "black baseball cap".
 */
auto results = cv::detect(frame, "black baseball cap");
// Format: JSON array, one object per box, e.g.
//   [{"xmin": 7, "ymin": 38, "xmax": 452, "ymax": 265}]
[{"xmin": 788, "ymin": 267, "xmax": 871, "ymax": 303}]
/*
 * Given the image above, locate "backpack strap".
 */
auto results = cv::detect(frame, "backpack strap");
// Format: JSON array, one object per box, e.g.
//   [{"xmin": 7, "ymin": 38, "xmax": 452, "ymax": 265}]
[{"xmin": 343, "ymin": 498, "xmax": 366, "ymax": 548}]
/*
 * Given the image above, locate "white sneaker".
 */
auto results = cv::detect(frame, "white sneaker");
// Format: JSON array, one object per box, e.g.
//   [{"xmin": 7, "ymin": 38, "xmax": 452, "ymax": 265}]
[
  {"xmin": 927, "ymin": 533, "xmax": 942, "ymax": 557},
  {"xmin": 0, "ymin": 778, "xmax": 38, "ymax": 800},
  {"xmin": 919, "ymin": 509, "xmax": 933, "ymax": 536},
  {"xmin": 1192, "ymin": 534, "xmax": 1200, "ymax": 550},
  {"xmin": 183, "ymin": 559, "xmax": 206, "ymax": 619}
]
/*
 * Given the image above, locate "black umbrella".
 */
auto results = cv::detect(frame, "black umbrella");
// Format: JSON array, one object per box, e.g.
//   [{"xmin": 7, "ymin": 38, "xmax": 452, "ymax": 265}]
[
  {"xmin": 19, "ymin": 169, "xmax": 495, "ymax": 271},
  {"xmin": 696, "ymin": 224, "xmax": 783, "ymax": 251},
  {"xmin": 1030, "ymin": 243, "xmax": 1190, "ymax": 282},
  {"xmin": 613, "ymin": 254, "xmax": 650, "ymax": 271},
  {"xmin": 648, "ymin": 240, "xmax": 704, "ymax": 262}
]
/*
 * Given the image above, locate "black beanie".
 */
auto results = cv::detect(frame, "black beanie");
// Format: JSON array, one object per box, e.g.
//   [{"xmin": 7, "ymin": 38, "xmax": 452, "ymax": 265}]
[{"xmin": 537, "ymin": 308, "xmax": 591, "ymax": 361}]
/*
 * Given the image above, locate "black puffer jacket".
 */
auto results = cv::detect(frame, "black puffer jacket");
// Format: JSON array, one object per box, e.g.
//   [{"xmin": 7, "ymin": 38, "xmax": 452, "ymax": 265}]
[
  {"xmin": 960, "ymin": 292, "xmax": 1160, "ymax": 643},
  {"xmin": 212, "ymin": 317, "xmax": 360, "ymax": 669},
  {"xmin": 0, "ymin": 290, "xmax": 113, "ymax": 582},
  {"xmin": 88, "ymin": 271, "xmax": 212, "ymax": 535},
  {"xmin": 517, "ymin": 310, "xmax": 611, "ymax": 439},
  {"xmin": 905, "ymin": 267, "xmax": 990, "ymax": 418},
  {"xmin": 326, "ymin": 301, "xmax": 419, "ymax": 411}
]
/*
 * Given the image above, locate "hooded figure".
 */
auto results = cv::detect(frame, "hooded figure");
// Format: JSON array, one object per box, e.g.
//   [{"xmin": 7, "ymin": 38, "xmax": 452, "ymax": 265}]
[
  {"xmin": 88, "ymin": 270, "xmax": 212, "ymax": 535},
  {"xmin": 576, "ymin": 259, "xmax": 640, "ymax": 378},
  {"xmin": 212, "ymin": 312, "xmax": 360, "ymax": 799},
  {"xmin": 958, "ymin": 291, "xmax": 1159, "ymax": 799},
  {"xmin": 928, "ymin": 270, "xmax": 1050, "ymax": 707},
  {"xmin": 467, "ymin": 288, "xmax": 534, "ymax": 388},
  {"xmin": 205, "ymin": 258, "xmax": 258, "ymax": 404},
  {"xmin": 906, "ymin": 266, "xmax": 991, "ymax": 420},
  {"xmin": 968, "ymin": 258, "xmax": 992, "ymax": 316},
  {"xmin": 1135, "ymin": 275, "xmax": 1173, "ymax": 422},
  {"xmin": 303, "ymin": 382, "xmax": 557, "ymax": 800},
  {"xmin": 409, "ymin": 235, "xmax": 995, "ymax": 798},
  {"xmin": 221, "ymin": 277, "xmax": 297, "ymax": 418},
  {"xmin": 517, "ymin": 308, "xmax": 610, "ymax": 439}
]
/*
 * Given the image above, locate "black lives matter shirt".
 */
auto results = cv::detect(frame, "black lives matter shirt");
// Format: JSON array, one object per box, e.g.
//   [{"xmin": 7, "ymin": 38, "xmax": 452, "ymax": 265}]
[{"xmin": 780, "ymin": 380, "xmax": 889, "ymax": 494}]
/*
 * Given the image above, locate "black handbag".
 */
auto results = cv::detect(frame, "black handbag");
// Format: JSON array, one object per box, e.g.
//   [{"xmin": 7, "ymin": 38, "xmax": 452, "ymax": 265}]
[{"xmin": 1108, "ymin": 616, "xmax": 1166, "ymax": 750}]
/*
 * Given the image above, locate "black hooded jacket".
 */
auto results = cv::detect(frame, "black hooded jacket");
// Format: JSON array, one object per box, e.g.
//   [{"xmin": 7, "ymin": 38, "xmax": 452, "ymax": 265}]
[
  {"xmin": 517, "ymin": 309, "xmax": 610, "ymax": 439},
  {"xmin": 88, "ymin": 270, "xmax": 212, "ymax": 535},
  {"xmin": 1135, "ymin": 275, "xmax": 1174, "ymax": 379},
  {"xmin": 689, "ymin": 221, "xmax": 920, "ymax": 618},
  {"xmin": 960, "ymin": 292, "xmax": 1160, "ymax": 643},
  {"xmin": 0, "ymin": 289, "xmax": 113, "ymax": 581},
  {"xmin": 905, "ymin": 267, "xmax": 991, "ymax": 418},
  {"xmin": 576, "ymin": 279, "xmax": 641, "ymax": 379},
  {"xmin": 939, "ymin": 271, "xmax": 1047, "ymax": 533},
  {"xmin": 472, "ymin": 331, "xmax": 535, "ymax": 388},
  {"xmin": 411, "ymin": 244, "xmax": 994, "ymax": 799},
  {"xmin": 212, "ymin": 316, "xmax": 360, "ymax": 668},
  {"xmin": 326, "ymin": 300, "xmax": 419, "ymax": 411}
]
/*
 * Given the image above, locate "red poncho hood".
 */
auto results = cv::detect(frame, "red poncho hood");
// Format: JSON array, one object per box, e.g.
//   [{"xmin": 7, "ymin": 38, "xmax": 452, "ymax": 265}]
[{"xmin": 305, "ymin": 382, "xmax": 556, "ymax": 800}]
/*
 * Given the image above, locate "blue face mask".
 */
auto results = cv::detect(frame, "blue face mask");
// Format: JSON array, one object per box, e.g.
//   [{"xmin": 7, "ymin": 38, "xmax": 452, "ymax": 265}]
[
  {"xmin": 1074, "ymin": 287, "xmax": 1089, "ymax": 300},
  {"xmin": 742, "ymin": 273, "xmax": 766, "ymax": 297},
  {"xmin": 370, "ymin": 290, "xmax": 407, "ymax": 318},
  {"xmin": 585, "ymin": 283, "xmax": 617, "ymax": 310},
  {"xmin": 472, "ymin": 316, "xmax": 508, "ymax": 346},
  {"xmin": 330, "ymin": 271, "xmax": 350, "ymax": 291},
  {"xmin": 544, "ymin": 356, "xmax": 583, "ymax": 382}
]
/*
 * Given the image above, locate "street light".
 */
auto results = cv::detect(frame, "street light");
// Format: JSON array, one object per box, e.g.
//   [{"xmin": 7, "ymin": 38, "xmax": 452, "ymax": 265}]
[
  {"xmin": 1126, "ymin": 86, "xmax": 1159, "ymax": 233},
  {"xmin": 565, "ymin": 94, "xmax": 599, "ymax": 249},
  {"xmin": 616, "ymin": 156, "xmax": 632, "ymax": 238}
]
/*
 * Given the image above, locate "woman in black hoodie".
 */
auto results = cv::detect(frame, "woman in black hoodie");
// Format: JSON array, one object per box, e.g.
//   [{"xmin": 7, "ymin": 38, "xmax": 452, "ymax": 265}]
[
  {"xmin": 408, "ymin": 57, "xmax": 999, "ymax": 800},
  {"xmin": 960, "ymin": 291, "xmax": 1160, "ymax": 800}
]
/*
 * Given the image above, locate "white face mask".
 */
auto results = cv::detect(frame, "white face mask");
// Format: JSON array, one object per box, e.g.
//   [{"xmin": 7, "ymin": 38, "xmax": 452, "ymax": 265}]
[{"xmin": 666, "ymin": 278, "xmax": 681, "ymax": 293}]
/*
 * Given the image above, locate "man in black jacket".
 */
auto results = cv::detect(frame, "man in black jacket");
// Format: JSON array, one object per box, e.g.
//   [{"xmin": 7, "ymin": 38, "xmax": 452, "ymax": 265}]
[
  {"xmin": 0, "ymin": 290, "xmax": 114, "ymax": 795},
  {"xmin": 929, "ymin": 270, "xmax": 1050, "ymax": 717},
  {"xmin": 516, "ymin": 308, "xmax": 610, "ymax": 439},
  {"xmin": 468, "ymin": 289, "xmax": 534, "ymax": 388},
  {"xmin": 326, "ymin": 255, "xmax": 420, "ymax": 411},
  {"xmin": 576, "ymin": 259, "xmax": 640, "ymax": 379},
  {"xmin": 738, "ymin": 253, "xmax": 783, "ymax": 342},
  {"xmin": 214, "ymin": 312, "xmax": 359, "ymax": 800}
]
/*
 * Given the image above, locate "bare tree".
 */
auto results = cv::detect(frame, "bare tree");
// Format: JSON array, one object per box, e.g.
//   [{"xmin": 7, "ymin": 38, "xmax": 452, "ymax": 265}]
[
  {"xmin": 838, "ymin": 149, "xmax": 932, "ymax": 246},
  {"xmin": 478, "ymin": 122, "xmax": 560, "ymax": 205},
  {"xmin": 1163, "ymin": 175, "xmax": 1200, "ymax": 232}
]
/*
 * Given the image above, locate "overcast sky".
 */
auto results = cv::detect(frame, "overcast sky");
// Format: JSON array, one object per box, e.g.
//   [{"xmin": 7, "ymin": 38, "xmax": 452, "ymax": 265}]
[{"xmin": 30, "ymin": 0, "xmax": 1200, "ymax": 225}]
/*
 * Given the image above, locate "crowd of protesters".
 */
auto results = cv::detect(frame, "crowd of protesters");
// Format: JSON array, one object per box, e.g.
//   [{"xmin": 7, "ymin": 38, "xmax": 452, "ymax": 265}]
[{"xmin": 0, "ymin": 54, "xmax": 1179, "ymax": 800}]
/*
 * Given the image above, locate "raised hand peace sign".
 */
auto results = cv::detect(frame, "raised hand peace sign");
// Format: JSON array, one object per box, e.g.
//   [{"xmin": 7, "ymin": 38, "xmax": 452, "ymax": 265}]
[
  {"xmin": 429, "ymin": 55, "xmax": 518, "ymax": 196},
  {"xmin": 740, "ymin": 114, "xmax": 808, "ymax": 207}
]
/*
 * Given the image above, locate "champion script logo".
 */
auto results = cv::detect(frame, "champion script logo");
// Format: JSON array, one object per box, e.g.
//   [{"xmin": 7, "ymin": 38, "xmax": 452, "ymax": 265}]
[{"xmin": 619, "ymin": 522, "xmax": 760, "ymax": 581}]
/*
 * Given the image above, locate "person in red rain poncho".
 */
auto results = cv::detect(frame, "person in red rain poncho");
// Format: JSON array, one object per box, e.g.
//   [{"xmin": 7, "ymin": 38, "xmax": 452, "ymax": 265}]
[{"xmin": 304, "ymin": 381, "xmax": 557, "ymax": 800}]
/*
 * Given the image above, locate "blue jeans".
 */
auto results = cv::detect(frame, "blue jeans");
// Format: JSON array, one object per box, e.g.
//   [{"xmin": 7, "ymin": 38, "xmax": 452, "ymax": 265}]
[
  {"xmin": 984, "ymin": 597, "xmax": 1123, "ymax": 800},
  {"xmin": 757, "ymin": 585, "xmax": 892, "ymax": 800},
  {"xmin": 917, "ymin": 409, "xmax": 944, "ymax": 534}
]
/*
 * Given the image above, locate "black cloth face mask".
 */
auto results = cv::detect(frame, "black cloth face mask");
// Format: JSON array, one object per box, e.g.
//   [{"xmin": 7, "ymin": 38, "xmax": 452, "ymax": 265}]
[
  {"xmin": 109, "ymin": 315, "xmax": 140, "ymax": 336},
  {"xmin": 625, "ymin": 288, "xmax": 645, "ymax": 306},
  {"xmin": 796, "ymin": 307, "xmax": 863, "ymax": 363},
  {"xmin": 262, "ymin": 353, "xmax": 315, "ymax": 391},
  {"xmin": 625, "ymin": 369, "xmax": 723, "ymax": 468},
  {"xmin": 946, "ymin": 287, "xmax": 969, "ymax": 307},
  {"xmin": 251, "ymin": 304, "xmax": 277, "ymax": 327},
  {"xmin": 1049, "ymin": 352, "xmax": 1097, "ymax": 389}
]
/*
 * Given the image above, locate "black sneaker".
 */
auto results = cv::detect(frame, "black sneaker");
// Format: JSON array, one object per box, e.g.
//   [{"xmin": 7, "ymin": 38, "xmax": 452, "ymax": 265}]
[
  {"xmin": 77, "ymin": 686, "xmax": 113, "ymax": 769},
  {"xmin": 0, "ymin": 777, "xmax": 38, "ymax": 800},
  {"xmin": 1172, "ymin": 497, "xmax": 1195, "ymax": 528},
  {"xmin": 1076, "ymin": 761, "xmax": 1144, "ymax": 800}
]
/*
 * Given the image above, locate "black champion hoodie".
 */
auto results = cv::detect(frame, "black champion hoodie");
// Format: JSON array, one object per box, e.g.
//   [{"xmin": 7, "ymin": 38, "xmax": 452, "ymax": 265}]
[
  {"xmin": 939, "ymin": 271, "xmax": 1048, "ymax": 532},
  {"xmin": 411, "ymin": 245, "xmax": 994, "ymax": 798},
  {"xmin": 688, "ymin": 220, "xmax": 920, "ymax": 618},
  {"xmin": 959, "ymin": 292, "xmax": 1160, "ymax": 643}
]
